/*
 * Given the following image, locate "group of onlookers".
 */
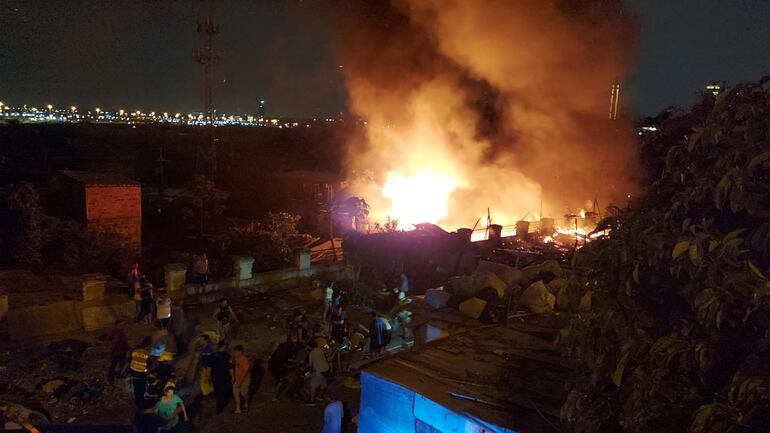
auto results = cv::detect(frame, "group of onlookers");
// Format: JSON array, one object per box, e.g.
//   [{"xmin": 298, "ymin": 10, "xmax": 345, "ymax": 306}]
[{"xmin": 117, "ymin": 264, "xmax": 360, "ymax": 432}]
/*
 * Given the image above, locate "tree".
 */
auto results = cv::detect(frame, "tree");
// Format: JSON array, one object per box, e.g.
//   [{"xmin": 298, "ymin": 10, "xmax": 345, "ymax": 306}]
[
  {"xmin": 176, "ymin": 175, "xmax": 229, "ymax": 237},
  {"xmin": 0, "ymin": 182, "xmax": 57, "ymax": 267},
  {"xmin": 0, "ymin": 182, "xmax": 133, "ymax": 274},
  {"xmin": 222, "ymin": 212, "xmax": 312, "ymax": 272},
  {"xmin": 561, "ymin": 82, "xmax": 770, "ymax": 433}
]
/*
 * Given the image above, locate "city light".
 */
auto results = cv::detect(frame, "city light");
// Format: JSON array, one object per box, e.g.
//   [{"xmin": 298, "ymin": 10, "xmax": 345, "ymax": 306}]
[{"xmin": 0, "ymin": 100, "xmax": 345, "ymax": 128}]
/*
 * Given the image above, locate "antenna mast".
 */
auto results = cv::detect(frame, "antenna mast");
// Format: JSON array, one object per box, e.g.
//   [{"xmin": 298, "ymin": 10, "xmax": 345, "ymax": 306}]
[{"xmin": 193, "ymin": 0, "xmax": 221, "ymax": 176}]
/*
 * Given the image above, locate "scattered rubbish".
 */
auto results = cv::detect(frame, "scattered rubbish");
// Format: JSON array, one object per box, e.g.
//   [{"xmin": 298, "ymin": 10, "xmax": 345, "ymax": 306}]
[
  {"xmin": 41, "ymin": 379, "xmax": 65, "ymax": 394},
  {"xmin": 520, "ymin": 280, "xmax": 555, "ymax": 314},
  {"xmin": 459, "ymin": 297, "xmax": 487, "ymax": 320},
  {"xmin": 47, "ymin": 340, "xmax": 89, "ymax": 372},
  {"xmin": 425, "ymin": 288, "xmax": 451, "ymax": 309}
]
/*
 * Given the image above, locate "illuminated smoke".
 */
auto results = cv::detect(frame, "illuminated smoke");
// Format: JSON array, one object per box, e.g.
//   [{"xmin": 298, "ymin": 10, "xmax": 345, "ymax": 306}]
[{"xmin": 334, "ymin": 0, "xmax": 638, "ymax": 230}]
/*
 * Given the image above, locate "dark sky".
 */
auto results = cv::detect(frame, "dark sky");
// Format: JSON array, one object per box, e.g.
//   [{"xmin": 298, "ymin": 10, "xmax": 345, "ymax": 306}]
[{"xmin": 1, "ymin": 1, "xmax": 769, "ymax": 117}]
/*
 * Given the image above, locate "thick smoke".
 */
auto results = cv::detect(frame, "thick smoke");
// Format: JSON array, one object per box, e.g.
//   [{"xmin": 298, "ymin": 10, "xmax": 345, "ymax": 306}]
[{"xmin": 334, "ymin": 0, "xmax": 638, "ymax": 229}]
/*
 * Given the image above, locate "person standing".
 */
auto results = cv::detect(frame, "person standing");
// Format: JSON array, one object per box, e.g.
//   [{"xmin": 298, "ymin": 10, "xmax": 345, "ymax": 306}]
[
  {"xmin": 155, "ymin": 291, "xmax": 172, "ymax": 329},
  {"xmin": 128, "ymin": 337, "xmax": 153, "ymax": 412},
  {"xmin": 153, "ymin": 385, "xmax": 188, "ymax": 432},
  {"xmin": 307, "ymin": 339, "xmax": 330, "ymax": 403},
  {"xmin": 330, "ymin": 305, "xmax": 347, "ymax": 344},
  {"xmin": 167, "ymin": 302, "xmax": 188, "ymax": 356},
  {"xmin": 194, "ymin": 253, "xmax": 209, "ymax": 285},
  {"xmin": 104, "ymin": 320, "xmax": 130, "ymax": 385},
  {"xmin": 322, "ymin": 389, "xmax": 344, "ymax": 433},
  {"xmin": 269, "ymin": 335, "xmax": 299, "ymax": 400},
  {"xmin": 323, "ymin": 282, "xmax": 335, "ymax": 323},
  {"xmin": 208, "ymin": 342, "xmax": 232, "ymax": 414},
  {"xmin": 230, "ymin": 345, "xmax": 251, "ymax": 414},
  {"xmin": 137, "ymin": 279, "xmax": 154, "ymax": 325},
  {"xmin": 398, "ymin": 272, "xmax": 410, "ymax": 302},
  {"xmin": 213, "ymin": 299, "xmax": 238, "ymax": 344}
]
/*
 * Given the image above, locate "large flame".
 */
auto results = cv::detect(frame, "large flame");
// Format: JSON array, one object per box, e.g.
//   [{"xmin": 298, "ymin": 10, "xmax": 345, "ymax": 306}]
[
  {"xmin": 382, "ymin": 170, "xmax": 458, "ymax": 228},
  {"xmin": 335, "ymin": 1, "xmax": 638, "ymax": 232}
]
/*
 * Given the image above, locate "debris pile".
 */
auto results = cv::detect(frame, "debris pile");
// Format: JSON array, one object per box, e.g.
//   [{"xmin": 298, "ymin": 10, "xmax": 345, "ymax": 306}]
[{"xmin": 425, "ymin": 259, "xmax": 589, "ymax": 321}]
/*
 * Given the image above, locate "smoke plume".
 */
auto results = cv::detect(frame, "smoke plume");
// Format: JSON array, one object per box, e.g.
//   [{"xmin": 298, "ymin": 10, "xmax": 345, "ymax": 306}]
[{"xmin": 334, "ymin": 0, "xmax": 638, "ymax": 229}]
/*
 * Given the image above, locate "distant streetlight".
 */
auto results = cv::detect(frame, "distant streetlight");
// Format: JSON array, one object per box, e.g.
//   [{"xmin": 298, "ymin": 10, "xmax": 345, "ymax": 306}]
[
  {"xmin": 163, "ymin": 112, "xmax": 168, "ymax": 118},
  {"xmin": 47, "ymin": 104, "xmax": 53, "ymax": 111},
  {"xmin": 95, "ymin": 107, "xmax": 101, "ymax": 114},
  {"xmin": 119, "ymin": 109, "xmax": 125, "ymax": 116},
  {"xmin": 70, "ymin": 106, "xmax": 76, "ymax": 112}
]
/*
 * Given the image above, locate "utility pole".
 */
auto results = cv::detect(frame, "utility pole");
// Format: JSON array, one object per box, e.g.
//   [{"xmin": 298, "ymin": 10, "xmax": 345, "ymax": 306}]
[
  {"xmin": 193, "ymin": 0, "xmax": 221, "ymax": 177},
  {"xmin": 156, "ymin": 144, "xmax": 168, "ymax": 200}
]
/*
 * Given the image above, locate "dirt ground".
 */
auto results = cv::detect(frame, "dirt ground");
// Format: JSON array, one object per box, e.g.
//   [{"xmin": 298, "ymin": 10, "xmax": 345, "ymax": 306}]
[{"xmin": 0, "ymin": 286, "xmax": 365, "ymax": 432}]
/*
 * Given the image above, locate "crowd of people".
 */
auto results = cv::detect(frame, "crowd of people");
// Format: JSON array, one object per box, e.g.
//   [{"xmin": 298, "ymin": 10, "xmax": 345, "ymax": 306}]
[{"xmin": 111, "ymin": 261, "xmax": 404, "ymax": 432}]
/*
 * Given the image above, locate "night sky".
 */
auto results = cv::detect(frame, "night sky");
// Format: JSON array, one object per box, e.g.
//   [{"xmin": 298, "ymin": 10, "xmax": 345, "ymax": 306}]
[{"xmin": 1, "ymin": 0, "xmax": 769, "ymax": 118}]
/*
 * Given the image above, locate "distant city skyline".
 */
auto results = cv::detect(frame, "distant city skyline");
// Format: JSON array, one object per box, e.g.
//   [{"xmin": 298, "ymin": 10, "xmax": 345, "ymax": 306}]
[{"xmin": 1, "ymin": 1, "xmax": 769, "ymax": 117}]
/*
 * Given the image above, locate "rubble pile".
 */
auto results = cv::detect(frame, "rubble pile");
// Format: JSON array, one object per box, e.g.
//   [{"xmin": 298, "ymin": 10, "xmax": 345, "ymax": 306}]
[
  {"xmin": 425, "ymin": 259, "xmax": 589, "ymax": 321},
  {"xmin": 0, "ymin": 337, "xmax": 134, "ymax": 425}
]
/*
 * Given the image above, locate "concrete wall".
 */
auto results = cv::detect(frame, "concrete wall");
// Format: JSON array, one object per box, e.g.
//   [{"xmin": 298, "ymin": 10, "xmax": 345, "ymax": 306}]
[
  {"xmin": 186, "ymin": 260, "xmax": 352, "ymax": 303},
  {"xmin": 3, "ymin": 254, "xmax": 351, "ymax": 339}
]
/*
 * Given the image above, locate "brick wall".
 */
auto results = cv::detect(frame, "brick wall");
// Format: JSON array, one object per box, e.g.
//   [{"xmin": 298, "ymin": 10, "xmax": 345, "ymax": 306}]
[{"xmin": 84, "ymin": 186, "xmax": 141, "ymax": 220}]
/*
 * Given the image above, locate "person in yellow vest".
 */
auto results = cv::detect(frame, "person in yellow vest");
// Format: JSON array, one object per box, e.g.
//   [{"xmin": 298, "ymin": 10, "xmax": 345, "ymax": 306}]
[{"xmin": 129, "ymin": 337, "xmax": 152, "ymax": 413}]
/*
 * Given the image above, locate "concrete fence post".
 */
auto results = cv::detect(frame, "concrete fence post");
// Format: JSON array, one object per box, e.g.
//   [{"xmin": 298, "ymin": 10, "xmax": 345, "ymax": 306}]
[
  {"xmin": 233, "ymin": 256, "xmax": 255, "ymax": 280},
  {"xmin": 296, "ymin": 248, "xmax": 311, "ymax": 272},
  {"xmin": 164, "ymin": 263, "xmax": 188, "ymax": 292},
  {"xmin": 81, "ymin": 273, "xmax": 107, "ymax": 301}
]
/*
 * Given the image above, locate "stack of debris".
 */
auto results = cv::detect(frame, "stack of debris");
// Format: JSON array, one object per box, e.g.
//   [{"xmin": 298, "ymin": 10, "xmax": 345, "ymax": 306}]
[{"xmin": 424, "ymin": 259, "xmax": 589, "ymax": 322}]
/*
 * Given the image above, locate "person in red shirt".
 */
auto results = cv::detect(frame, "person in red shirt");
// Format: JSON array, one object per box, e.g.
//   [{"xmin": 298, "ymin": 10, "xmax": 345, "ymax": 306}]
[
  {"xmin": 230, "ymin": 345, "xmax": 251, "ymax": 414},
  {"xmin": 103, "ymin": 320, "xmax": 130, "ymax": 385}
]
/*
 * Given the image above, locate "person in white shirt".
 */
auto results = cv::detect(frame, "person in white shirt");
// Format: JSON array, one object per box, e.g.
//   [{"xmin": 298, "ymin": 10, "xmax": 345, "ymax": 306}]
[
  {"xmin": 322, "ymin": 389, "xmax": 343, "ymax": 433},
  {"xmin": 307, "ymin": 338, "xmax": 330, "ymax": 403},
  {"xmin": 156, "ymin": 290, "xmax": 172, "ymax": 329},
  {"xmin": 323, "ymin": 282, "xmax": 335, "ymax": 323}
]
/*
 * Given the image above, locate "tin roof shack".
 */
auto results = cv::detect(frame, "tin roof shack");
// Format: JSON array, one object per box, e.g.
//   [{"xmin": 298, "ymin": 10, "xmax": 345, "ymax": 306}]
[
  {"xmin": 59, "ymin": 171, "xmax": 142, "ymax": 253},
  {"xmin": 343, "ymin": 224, "xmax": 478, "ymax": 294},
  {"xmin": 359, "ymin": 324, "xmax": 570, "ymax": 433}
]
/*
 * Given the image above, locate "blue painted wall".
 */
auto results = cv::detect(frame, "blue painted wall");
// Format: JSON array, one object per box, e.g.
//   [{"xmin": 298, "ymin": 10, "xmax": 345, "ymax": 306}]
[{"xmin": 358, "ymin": 371, "xmax": 517, "ymax": 433}]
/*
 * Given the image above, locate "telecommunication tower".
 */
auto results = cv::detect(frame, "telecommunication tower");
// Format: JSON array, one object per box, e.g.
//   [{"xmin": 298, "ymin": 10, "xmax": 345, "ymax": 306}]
[{"xmin": 193, "ymin": 0, "xmax": 221, "ymax": 176}]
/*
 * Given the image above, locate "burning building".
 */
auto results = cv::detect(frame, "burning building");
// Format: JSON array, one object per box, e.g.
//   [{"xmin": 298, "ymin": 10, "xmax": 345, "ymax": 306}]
[{"xmin": 334, "ymin": 0, "xmax": 638, "ymax": 233}]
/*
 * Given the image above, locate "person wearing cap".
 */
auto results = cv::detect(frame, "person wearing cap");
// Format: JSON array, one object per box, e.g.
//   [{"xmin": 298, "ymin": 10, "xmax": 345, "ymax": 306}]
[
  {"xmin": 129, "ymin": 337, "xmax": 153, "ymax": 411},
  {"xmin": 153, "ymin": 385, "xmax": 188, "ymax": 432}
]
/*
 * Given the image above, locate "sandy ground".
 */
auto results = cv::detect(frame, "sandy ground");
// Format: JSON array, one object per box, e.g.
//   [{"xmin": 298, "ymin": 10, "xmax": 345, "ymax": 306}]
[{"xmin": 0, "ymin": 286, "xmax": 364, "ymax": 432}]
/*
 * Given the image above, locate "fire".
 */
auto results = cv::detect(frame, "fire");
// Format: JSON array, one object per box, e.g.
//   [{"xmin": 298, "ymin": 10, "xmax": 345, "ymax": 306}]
[{"xmin": 382, "ymin": 170, "xmax": 458, "ymax": 229}]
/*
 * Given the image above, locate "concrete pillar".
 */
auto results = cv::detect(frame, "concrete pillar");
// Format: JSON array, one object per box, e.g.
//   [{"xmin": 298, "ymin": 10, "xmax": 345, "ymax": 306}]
[
  {"xmin": 296, "ymin": 248, "xmax": 311, "ymax": 272},
  {"xmin": 0, "ymin": 288, "xmax": 8, "ymax": 321},
  {"xmin": 233, "ymin": 256, "xmax": 255, "ymax": 280},
  {"xmin": 164, "ymin": 263, "xmax": 187, "ymax": 292},
  {"xmin": 81, "ymin": 274, "xmax": 106, "ymax": 301}
]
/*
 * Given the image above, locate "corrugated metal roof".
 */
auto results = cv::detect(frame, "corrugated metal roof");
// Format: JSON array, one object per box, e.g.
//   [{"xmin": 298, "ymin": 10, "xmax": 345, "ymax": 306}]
[{"xmin": 364, "ymin": 318, "xmax": 572, "ymax": 432}]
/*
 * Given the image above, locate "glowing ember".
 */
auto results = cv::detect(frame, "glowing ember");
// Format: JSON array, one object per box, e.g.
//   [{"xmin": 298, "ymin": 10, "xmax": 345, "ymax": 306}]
[{"xmin": 382, "ymin": 170, "xmax": 458, "ymax": 229}]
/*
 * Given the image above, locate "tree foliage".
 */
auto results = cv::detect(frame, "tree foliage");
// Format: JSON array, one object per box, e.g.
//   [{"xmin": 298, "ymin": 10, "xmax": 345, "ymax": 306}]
[
  {"xmin": 175, "ymin": 175, "xmax": 229, "ymax": 236},
  {"xmin": 561, "ymin": 83, "xmax": 770, "ymax": 433},
  {"xmin": 0, "ymin": 182, "xmax": 133, "ymax": 273},
  {"xmin": 222, "ymin": 212, "xmax": 312, "ymax": 272}
]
